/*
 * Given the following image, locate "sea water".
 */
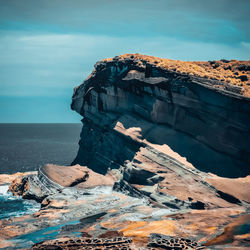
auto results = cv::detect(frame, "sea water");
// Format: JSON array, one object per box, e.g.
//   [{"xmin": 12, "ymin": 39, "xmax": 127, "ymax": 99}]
[
  {"xmin": 0, "ymin": 185, "xmax": 40, "ymax": 220},
  {"xmin": 0, "ymin": 123, "xmax": 81, "ymax": 220},
  {"xmin": 0, "ymin": 123, "xmax": 82, "ymax": 174}
]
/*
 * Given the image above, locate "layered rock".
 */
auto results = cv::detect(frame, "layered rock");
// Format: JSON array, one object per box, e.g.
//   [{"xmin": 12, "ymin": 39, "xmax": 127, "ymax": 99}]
[
  {"xmin": 42, "ymin": 164, "xmax": 116, "ymax": 188},
  {"xmin": 71, "ymin": 53, "xmax": 250, "ymax": 177},
  {"xmin": 3, "ymin": 161, "xmax": 249, "ymax": 249},
  {"xmin": 1, "ymin": 54, "xmax": 250, "ymax": 249},
  {"xmin": 70, "ymin": 54, "xmax": 250, "ymax": 248}
]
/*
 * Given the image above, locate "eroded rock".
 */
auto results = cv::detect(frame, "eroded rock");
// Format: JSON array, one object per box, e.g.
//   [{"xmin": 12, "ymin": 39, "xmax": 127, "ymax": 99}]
[
  {"xmin": 71, "ymin": 54, "xmax": 250, "ymax": 177},
  {"xmin": 9, "ymin": 174, "xmax": 48, "ymax": 203},
  {"xmin": 148, "ymin": 233, "xmax": 205, "ymax": 249},
  {"xmin": 42, "ymin": 164, "xmax": 116, "ymax": 188},
  {"xmin": 1, "ymin": 54, "xmax": 250, "ymax": 249},
  {"xmin": 31, "ymin": 236, "xmax": 134, "ymax": 250}
]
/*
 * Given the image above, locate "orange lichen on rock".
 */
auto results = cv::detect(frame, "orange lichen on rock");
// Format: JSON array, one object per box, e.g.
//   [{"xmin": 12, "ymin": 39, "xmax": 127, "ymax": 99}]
[
  {"xmin": 204, "ymin": 214, "xmax": 250, "ymax": 246},
  {"xmin": 119, "ymin": 220, "xmax": 177, "ymax": 237},
  {"xmin": 101, "ymin": 220, "xmax": 177, "ymax": 238}
]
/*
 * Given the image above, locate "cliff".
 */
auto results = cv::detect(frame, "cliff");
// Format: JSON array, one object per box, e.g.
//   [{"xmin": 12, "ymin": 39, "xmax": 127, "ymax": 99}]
[
  {"xmin": 71, "ymin": 53, "xmax": 250, "ymax": 177},
  {"xmin": 2, "ymin": 54, "xmax": 250, "ymax": 249}
]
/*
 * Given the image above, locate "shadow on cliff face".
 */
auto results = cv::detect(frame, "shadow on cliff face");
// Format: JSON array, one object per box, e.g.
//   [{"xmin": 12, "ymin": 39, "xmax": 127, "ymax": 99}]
[
  {"xmin": 119, "ymin": 116, "xmax": 249, "ymax": 178},
  {"xmin": 141, "ymin": 123, "xmax": 249, "ymax": 178},
  {"xmin": 71, "ymin": 55, "xmax": 250, "ymax": 179},
  {"xmin": 72, "ymin": 118, "xmax": 142, "ymax": 175},
  {"xmin": 72, "ymin": 115, "xmax": 249, "ymax": 178}
]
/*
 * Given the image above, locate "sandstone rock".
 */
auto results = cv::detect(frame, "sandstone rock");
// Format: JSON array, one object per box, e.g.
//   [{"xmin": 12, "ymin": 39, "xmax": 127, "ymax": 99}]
[
  {"xmin": 205, "ymin": 175, "xmax": 250, "ymax": 203},
  {"xmin": 204, "ymin": 214, "xmax": 250, "ymax": 247},
  {"xmin": 148, "ymin": 233, "xmax": 205, "ymax": 249},
  {"xmin": 72, "ymin": 53, "xmax": 250, "ymax": 178},
  {"xmin": 2, "ymin": 54, "xmax": 250, "ymax": 249},
  {"xmin": 113, "ymin": 179, "xmax": 146, "ymax": 199},
  {"xmin": 69, "ymin": 53, "xmax": 249, "ymax": 217},
  {"xmin": 8, "ymin": 174, "xmax": 47, "ymax": 203},
  {"xmin": 42, "ymin": 164, "xmax": 115, "ymax": 188},
  {"xmin": 31, "ymin": 236, "xmax": 134, "ymax": 250},
  {"xmin": 0, "ymin": 171, "xmax": 36, "ymax": 185}
]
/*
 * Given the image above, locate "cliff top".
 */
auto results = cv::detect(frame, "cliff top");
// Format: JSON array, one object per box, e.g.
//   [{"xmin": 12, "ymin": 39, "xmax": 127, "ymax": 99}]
[{"xmin": 102, "ymin": 53, "xmax": 250, "ymax": 97}]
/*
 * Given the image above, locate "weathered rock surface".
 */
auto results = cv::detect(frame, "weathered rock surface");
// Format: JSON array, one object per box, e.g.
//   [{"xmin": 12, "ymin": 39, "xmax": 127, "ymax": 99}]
[
  {"xmin": 69, "ymin": 53, "xmax": 250, "ymax": 207},
  {"xmin": 70, "ymin": 53, "xmax": 250, "ymax": 248},
  {"xmin": 31, "ymin": 236, "xmax": 134, "ymax": 249},
  {"xmin": 0, "ymin": 171, "xmax": 36, "ymax": 185},
  {"xmin": 43, "ymin": 164, "xmax": 116, "ymax": 188},
  {"xmin": 72, "ymin": 54, "xmax": 250, "ymax": 177},
  {"xmin": 148, "ymin": 234, "xmax": 205, "ymax": 249},
  {"xmin": 8, "ymin": 174, "xmax": 48, "ymax": 203},
  {"xmin": 1, "ymin": 54, "xmax": 250, "ymax": 249},
  {"xmin": 8, "ymin": 166, "xmax": 63, "ymax": 203},
  {"xmin": 2, "ymin": 167, "xmax": 248, "ymax": 249}
]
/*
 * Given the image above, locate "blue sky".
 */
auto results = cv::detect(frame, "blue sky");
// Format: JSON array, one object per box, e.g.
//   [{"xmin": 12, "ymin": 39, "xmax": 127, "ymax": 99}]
[{"xmin": 0, "ymin": 0, "xmax": 249, "ymax": 122}]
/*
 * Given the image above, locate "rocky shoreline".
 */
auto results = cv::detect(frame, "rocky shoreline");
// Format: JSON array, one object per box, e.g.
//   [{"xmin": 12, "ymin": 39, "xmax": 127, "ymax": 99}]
[
  {"xmin": 1, "ymin": 54, "xmax": 250, "ymax": 249},
  {"xmin": 1, "ymin": 164, "xmax": 249, "ymax": 249}
]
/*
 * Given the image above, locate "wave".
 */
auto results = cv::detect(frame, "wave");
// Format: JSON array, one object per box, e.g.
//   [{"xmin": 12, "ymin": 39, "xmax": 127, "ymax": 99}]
[{"xmin": 0, "ymin": 185, "xmax": 40, "ymax": 220}]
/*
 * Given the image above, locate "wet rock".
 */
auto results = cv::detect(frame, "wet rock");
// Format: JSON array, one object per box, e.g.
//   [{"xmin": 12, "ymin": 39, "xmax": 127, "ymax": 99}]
[
  {"xmin": 204, "ymin": 214, "xmax": 250, "ymax": 247},
  {"xmin": 9, "ymin": 174, "xmax": 48, "ymax": 203}
]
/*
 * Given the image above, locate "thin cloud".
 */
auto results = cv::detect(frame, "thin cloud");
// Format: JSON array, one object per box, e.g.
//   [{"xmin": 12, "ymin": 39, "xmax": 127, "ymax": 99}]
[
  {"xmin": 0, "ymin": 0, "xmax": 249, "ymax": 44},
  {"xmin": 0, "ymin": 0, "xmax": 249, "ymax": 122},
  {"xmin": 1, "ymin": 32, "xmax": 249, "ymax": 97}
]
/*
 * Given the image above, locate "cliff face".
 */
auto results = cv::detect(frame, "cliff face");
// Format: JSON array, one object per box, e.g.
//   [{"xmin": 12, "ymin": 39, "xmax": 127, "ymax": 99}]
[
  {"xmin": 2, "ymin": 54, "xmax": 250, "ymax": 249},
  {"xmin": 71, "ymin": 54, "xmax": 250, "ymax": 177}
]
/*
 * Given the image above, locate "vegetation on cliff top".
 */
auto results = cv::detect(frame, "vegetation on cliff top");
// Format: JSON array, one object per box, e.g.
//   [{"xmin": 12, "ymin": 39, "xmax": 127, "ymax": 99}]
[{"xmin": 103, "ymin": 54, "xmax": 250, "ymax": 97}]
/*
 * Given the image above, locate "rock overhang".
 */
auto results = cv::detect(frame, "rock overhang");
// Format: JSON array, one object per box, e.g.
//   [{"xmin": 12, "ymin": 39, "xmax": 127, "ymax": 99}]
[{"xmin": 71, "ymin": 53, "xmax": 250, "ymax": 176}]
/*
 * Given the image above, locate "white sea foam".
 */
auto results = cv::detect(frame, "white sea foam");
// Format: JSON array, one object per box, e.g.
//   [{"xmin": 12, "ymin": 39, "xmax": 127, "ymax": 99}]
[
  {"xmin": 0, "ymin": 185, "xmax": 40, "ymax": 220},
  {"xmin": 0, "ymin": 185, "xmax": 9, "ymax": 195}
]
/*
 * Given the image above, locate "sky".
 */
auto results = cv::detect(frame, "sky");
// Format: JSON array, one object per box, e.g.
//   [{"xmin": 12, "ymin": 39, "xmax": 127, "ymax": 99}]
[{"xmin": 0, "ymin": 0, "xmax": 250, "ymax": 123}]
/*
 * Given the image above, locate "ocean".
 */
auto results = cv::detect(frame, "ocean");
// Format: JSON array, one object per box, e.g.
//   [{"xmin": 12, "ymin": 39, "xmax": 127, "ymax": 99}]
[
  {"xmin": 0, "ymin": 123, "xmax": 82, "ymax": 174},
  {"xmin": 0, "ymin": 185, "xmax": 40, "ymax": 220},
  {"xmin": 0, "ymin": 123, "xmax": 82, "ymax": 222}
]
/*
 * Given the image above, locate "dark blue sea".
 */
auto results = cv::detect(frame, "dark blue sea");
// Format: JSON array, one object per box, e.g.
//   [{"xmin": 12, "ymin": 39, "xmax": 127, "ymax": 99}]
[
  {"xmin": 0, "ymin": 123, "xmax": 82, "ymax": 221},
  {"xmin": 0, "ymin": 123, "xmax": 82, "ymax": 174},
  {"xmin": 0, "ymin": 185, "xmax": 40, "ymax": 220}
]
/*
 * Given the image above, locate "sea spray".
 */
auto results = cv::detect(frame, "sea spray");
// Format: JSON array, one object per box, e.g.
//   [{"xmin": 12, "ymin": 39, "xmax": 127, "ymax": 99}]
[{"xmin": 0, "ymin": 185, "xmax": 40, "ymax": 220}]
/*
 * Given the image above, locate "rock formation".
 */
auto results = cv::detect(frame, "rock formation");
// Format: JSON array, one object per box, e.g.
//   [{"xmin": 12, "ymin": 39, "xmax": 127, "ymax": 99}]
[
  {"xmin": 70, "ymin": 54, "xmax": 250, "ymax": 209},
  {"xmin": 1, "ymin": 54, "xmax": 250, "ymax": 249},
  {"xmin": 71, "ymin": 54, "xmax": 250, "ymax": 177},
  {"xmin": 31, "ymin": 236, "xmax": 134, "ymax": 250}
]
